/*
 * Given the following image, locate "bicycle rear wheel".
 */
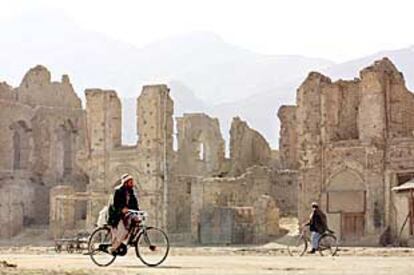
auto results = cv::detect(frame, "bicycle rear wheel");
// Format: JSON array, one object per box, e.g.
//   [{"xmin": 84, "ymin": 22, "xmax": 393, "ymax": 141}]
[
  {"xmin": 88, "ymin": 226, "xmax": 116, "ymax": 267},
  {"xmin": 135, "ymin": 227, "xmax": 170, "ymax": 267},
  {"xmin": 287, "ymin": 235, "xmax": 307, "ymax": 256},
  {"xmin": 318, "ymin": 233, "xmax": 338, "ymax": 256}
]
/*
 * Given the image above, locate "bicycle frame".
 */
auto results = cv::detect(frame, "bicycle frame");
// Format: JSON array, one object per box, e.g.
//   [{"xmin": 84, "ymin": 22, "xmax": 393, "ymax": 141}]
[
  {"xmin": 299, "ymin": 227, "xmax": 311, "ymax": 243},
  {"xmin": 126, "ymin": 210, "xmax": 149, "ymax": 246}
]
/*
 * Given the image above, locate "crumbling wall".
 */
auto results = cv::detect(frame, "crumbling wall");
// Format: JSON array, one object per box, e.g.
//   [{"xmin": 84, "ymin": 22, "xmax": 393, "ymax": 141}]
[
  {"xmin": 176, "ymin": 113, "xmax": 225, "ymax": 177},
  {"xmin": 167, "ymin": 175, "xmax": 195, "ymax": 233},
  {"xmin": 253, "ymin": 195, "xmax": 280, "ymax": 243},
  {"xmin": 191, "ymin": 166, "xmax": 274, "ymax": 242},
  {"xmin": 190, "ymin": 168, "xmax": 284, "ymax": 244},
  {"xmin": 199, "ymin": 207, "xmax": 255, "ymax": 244},
  {"xmin": 229, "ymin": 117, "xmax": 272, "ymax": 176},
  {"xmin": 136, "ymin": 85, "xmax": 174, "ymax": 229},
  {"xmin": 292, "ymin": 58, "xmax": 414, "ymax": 244},
  {"xmin": 80, "ymin": 84, "xmax": 174, "ymax": 229},
  {"xmin": 0, "ymin": 82, "xmax": 16, "ymax": 101},
  {"xmin": 320, "ymin": 80, "xmax": 360, "ymax": 142},
  {"xmin": 49, "ymin": 185, "xmax": 76, "ymax": 238},
  {"xmin": 84, "ymin": 89, "xmax": 122, "ymax": 194},
  {"xmin": 0, "ymin": 181, "xmax": 36, "ymax": 238},
  {"xmin": 0, "ymin": 65, "xmax": 88, "ymax": 238},
  {"xmin": 277, "ymin": 105, "xmax": 298, "ymax": 169},
  {"xmin": 359, "ymin": 58, "xmax": 414, "ymax": 139},
  {"xmin": 270, "ymin": 170, "xmax": 298, "ymax": 215},
  {"xmin": 296, "ymin": 72, "xmax": 325, "ymax": 222},
  {"xmin": 16, "ymin": 65, "xmax": 81, "ymax": 109}
]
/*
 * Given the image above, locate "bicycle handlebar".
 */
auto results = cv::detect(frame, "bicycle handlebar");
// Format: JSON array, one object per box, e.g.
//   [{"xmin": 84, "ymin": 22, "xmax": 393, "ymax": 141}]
[{"xmin": 127, "ymin": 209, "xmax": 148, "ymax": 216}]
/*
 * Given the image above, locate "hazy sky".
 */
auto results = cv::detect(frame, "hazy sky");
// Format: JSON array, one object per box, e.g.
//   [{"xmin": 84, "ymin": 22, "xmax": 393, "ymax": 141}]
[{"xmin": 1, "ymin": 0, "xmax": 413, "ymax": 62}]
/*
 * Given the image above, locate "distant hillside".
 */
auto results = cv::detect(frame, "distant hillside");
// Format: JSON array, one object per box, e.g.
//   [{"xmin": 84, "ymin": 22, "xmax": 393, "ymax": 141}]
[
  {"xmin": 211, "ymin": 47, "xmax": 414, "ymax": 148},
  {"xmin": 322, "ymin": 47, "xmax": 414, "ymax": 91},
  {"xmin": 2, "ymin": 10, "xmax": 414, "ymax": 148}
]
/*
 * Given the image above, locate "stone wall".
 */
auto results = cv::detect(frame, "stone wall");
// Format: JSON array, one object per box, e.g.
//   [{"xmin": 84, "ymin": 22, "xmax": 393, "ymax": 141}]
[
  {"xmin": 176, "ymin": 113, "xmax": 225, "ymax": 177},
  {"xmin": 270, "ymin": 169, "xmax": 298, "ymax": 215},
  {"xmin": 49, "ymin": 185, "xmax": 76, "ymax": 238},
  {"xmin": 286, "ymin": 57, "xmax": 414, "ymax": 244},
  {"xmin": 277, "ymin": 105, "xmax": 298, "ymax": 169},
  {"xmin": 17, "ymin": 66, "xmax": 81, "ymax": 109},
  {"xmin": 199, "ymin": 207, "xmax": 255, "ymax": 244},
  {"xmin": 190, "ymin": 166, "xmax": 289, "ymax": 242},
  {"xmin": 0, "ymin": 64, "xmax": 301, "ymax": 243},
  {"xmin": 80, "ymin": 84, "xmax": 174, "ymax": 229},
  {"xmin": 229, "ymin": 117, "xmax": 272, "ymax": 176},
  {"xmin": 0, "ymin": 65, "xmax": 88, "ymax": 238}
]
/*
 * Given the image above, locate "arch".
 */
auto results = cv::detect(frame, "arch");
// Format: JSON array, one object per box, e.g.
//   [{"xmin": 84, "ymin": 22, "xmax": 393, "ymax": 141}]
[
  {"xmin": 326, "ymin": 168, "xmax": 366, "ymax": 192},
  {"xmin": 196, "ymin": 130, "xmax": 211, "ymax": 162},
  {"xmin": 325, "ymin": 167, "xmax": 367, "ymax": 241},
  {"xmin": 10, "ymin": 120, "xmax": 32, "ymax": 170},
  {"xmin": 198, "ymin": 143, "xmax": 205, "ymax": 160},
  {"xmin": 56, "ymin": 119, "xmax": 77, "ymax": 176}
]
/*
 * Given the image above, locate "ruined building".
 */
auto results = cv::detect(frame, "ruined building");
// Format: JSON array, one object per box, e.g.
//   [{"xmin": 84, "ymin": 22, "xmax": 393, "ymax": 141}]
[
  {"xmin": 7, "ymin": 58, "xmax": 414, "ymax": 246},
  {"xmin": 279, "ymin": 58, "xmax": 414, "ymax": 245},
  {"xmin": 0, "ymin": 66, "xmax": 88, "ymax": 238},
  {"xmin": 0, "ymin": 65, "xmax": 298, "ymax": 244}
]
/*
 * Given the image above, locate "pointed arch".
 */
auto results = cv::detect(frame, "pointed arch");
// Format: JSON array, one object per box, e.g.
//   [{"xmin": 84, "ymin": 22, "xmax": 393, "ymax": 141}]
[{"xmin": 10, "ymin": 120, "xmax": 32, "ymax": 170}]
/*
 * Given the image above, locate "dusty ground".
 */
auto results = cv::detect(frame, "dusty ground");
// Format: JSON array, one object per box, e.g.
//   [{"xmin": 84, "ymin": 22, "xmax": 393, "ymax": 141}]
[
  {"xmin": 1, "ymin": 218, "xmax": 414, "ymax": 274},
  {"xmin": 1, "ymin": 246, "xmax": 414, "ymax": 275}
]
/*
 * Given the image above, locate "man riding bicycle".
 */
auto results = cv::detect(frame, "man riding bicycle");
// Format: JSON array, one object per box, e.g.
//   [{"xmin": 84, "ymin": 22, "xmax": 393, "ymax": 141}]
[
  {"xmin": 107, "ymin": 173, "xmax": 141, "ymax": 255},
  {"xmin": 303, "ymin": 202, "xmax": 328, "ymax": 254}
]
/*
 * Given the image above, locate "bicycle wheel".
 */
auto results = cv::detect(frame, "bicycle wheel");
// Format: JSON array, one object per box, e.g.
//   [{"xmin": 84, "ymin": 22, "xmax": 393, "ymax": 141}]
[
  {"xmin": 88, "ymin": 227, "xmax": 117, "ymax": 267},
  {"xmin": 135, "ymin": 227, "xmax": 170, "ymax": 267},
  {"xmin": 287, "ymin": 235, "xmax": 307, "ymax": 256},
  {"xmin": 318, "ymin": 233, "xmax": 338, "ymax": 256},
  {"xmin": 67, "ymin": 243, "xmax": 74, "ymax": 254}
]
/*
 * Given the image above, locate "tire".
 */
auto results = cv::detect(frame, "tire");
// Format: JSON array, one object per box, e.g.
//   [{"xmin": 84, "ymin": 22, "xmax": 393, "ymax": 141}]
[
  {"xmin": 135, "ymin": 227, "xmax": 170, "ymax": 267},
  {"xmin": 287, "ymin": 235, "xmax": 307, "ymax": 257},
  {"xmin": 318, "ymin": 233, "xmax": 338, "ymax": 256},
  {"xmin": 67, "ymin": 243, "xmax": 75, "ymax": 254},
  {"xmin": 76, "ymin": 244, "xmax": 83, "ymax": 254},
  {"xmin": 88, "ymin": 226, "xmax": 117, "ymax": 267},
  {"xmin": 55, "ymin": 243, "xmax": 62, "ymax": 253}
]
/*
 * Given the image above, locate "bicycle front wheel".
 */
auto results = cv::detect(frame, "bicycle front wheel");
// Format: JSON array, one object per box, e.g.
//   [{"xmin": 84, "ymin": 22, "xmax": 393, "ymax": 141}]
[
  {"xmin": 287, "ymin": 235, "xmax": 307, "ymax": 256},
  {"xmin": 135, "ymin": 227, "xmax": 170, "ymax": 267},
  {"xmin": 318, "ymin": 233, "xmax": 338, "ymax": 256},
  {"xmin": 88, "ymin": 226, "xmax": 116, "ymax": 267}
]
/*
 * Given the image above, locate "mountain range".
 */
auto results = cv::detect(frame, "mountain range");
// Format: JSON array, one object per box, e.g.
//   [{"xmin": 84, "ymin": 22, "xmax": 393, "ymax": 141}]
[{"xmin": 1, "ymin": 10, "xmax": 414, "ymax": 148}]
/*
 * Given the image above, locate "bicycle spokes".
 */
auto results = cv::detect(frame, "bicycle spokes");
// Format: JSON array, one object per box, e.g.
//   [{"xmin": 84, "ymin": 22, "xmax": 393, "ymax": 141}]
[
  {"xmin": 135, "ymin": 227, "xmax": 170, "ymax": 267},
  {"xmin": 318, "ymin": 234, "xmax": 338, "ymax": 256},
  {"xmin": 88, "ymin": 227, "xmax": 117, "ymax": 267}
]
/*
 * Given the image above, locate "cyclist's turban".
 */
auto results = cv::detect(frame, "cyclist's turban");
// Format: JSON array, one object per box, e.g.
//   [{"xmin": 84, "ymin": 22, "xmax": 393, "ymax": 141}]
[{"xmin": 121, "ymin": 173, "xmax": 133, "ymax": 185}]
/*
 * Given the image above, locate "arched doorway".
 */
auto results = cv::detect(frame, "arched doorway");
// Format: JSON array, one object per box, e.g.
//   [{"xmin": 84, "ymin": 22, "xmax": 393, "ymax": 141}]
[
  {"xmin": 326, "ymin": 169, "xmax": 366, "ymax": 241},
  {"xmin": 10, "ymin": 120, "xmax": 32, "ymax": 170},
  {"xmin": 56, "ymin": 120, "xmax": 76, "ymax": 177}
]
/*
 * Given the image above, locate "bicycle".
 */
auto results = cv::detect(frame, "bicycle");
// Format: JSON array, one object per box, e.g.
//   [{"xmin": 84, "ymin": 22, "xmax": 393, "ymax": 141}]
[
  {"xmin": 287, "ymin": 227, "xmax": 338, "ymax": 256},
  {"xmin": 87, "ymin": 210, "xmax": 170, "ymax": 267}
]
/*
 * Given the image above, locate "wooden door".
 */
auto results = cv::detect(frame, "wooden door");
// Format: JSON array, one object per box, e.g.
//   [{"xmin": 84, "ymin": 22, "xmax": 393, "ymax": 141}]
[
  {"xmin": 409, "ymin": 197, "xmax": 414, "ymax": 235},
  {"xmin": 342, "ymin": 213, "xmax": 365, "ymax": 241}
]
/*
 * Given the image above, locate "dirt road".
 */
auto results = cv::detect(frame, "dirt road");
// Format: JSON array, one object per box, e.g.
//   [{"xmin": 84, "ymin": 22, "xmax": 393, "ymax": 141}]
[{"xmin": 1, "ymin": 247, "xmax": 414, "ymax": 275}]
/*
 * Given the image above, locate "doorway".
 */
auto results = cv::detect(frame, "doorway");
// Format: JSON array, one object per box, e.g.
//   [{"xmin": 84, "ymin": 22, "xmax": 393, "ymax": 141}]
[
  {"xmin": 326, "ymin": 169, "xmax": 366, "ymax": 241},
  {"xmin": 342, "ymin": 212, "xmax": 365, "ymax": 240}
]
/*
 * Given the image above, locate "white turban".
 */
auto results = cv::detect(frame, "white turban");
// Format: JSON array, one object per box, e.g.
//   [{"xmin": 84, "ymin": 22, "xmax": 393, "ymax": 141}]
[{"xmin": 121, "ymin": 173, "xmax": 133, "ymax": 184}]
